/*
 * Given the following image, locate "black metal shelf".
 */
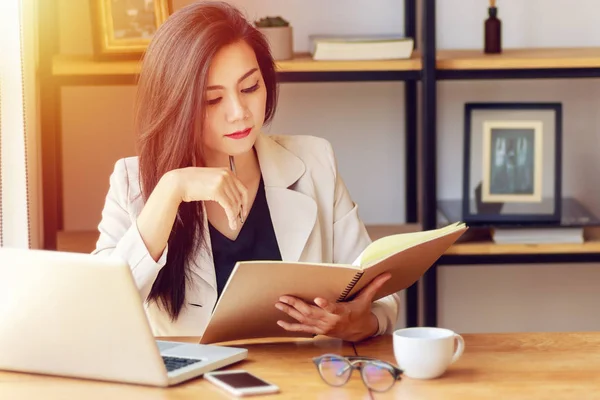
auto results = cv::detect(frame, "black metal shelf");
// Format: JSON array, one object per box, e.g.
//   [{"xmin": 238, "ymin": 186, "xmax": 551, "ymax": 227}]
[{"xmin": 420, "ymin": 0, "xmax": 438, "ymax": 328}]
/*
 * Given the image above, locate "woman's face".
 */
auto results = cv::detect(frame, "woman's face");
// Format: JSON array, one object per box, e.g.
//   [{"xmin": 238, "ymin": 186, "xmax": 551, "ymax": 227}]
[{"xmin": 202, "ymin": 40, "xmax": 267, "ymax": 160}]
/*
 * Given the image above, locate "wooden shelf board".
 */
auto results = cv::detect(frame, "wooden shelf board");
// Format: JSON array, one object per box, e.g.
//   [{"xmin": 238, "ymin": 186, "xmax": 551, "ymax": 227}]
[
  {"xmin": 367, "ymin": 224, "xmax": 600, "ymax": 256},
  {"xmin": 52, "ymin": 52, "xmax": 422, "ymax": 78},
  {"xmin": 275, "ymin": 52, "xmax": 421, "ymax": 72},
  {"xmin": 446, "ymin": 241, "xmax": 600, "ymax": 256},
  {"xmin": 446, "ymin": 227, "xmax": 600, "ymax": 256},
  {"xmin": 55, "ymin": 48, "xmax": 600, "ymax": 77},
  {"xmin": 437, "ymin": 47, "xmax": 600, "ymax": 70}
]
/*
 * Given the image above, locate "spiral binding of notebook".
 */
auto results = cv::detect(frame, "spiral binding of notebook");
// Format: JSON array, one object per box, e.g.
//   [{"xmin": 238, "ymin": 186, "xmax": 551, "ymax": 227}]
[{"xmin": 336, "ymin": 272, "xmax": 364, "ymax": 302}]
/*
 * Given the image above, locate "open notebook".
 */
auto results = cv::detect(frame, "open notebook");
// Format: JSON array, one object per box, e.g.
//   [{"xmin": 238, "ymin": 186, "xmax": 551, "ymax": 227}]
[{"xmin": 199, "ymin": 222, "xmax": 467, "ymax": 344}]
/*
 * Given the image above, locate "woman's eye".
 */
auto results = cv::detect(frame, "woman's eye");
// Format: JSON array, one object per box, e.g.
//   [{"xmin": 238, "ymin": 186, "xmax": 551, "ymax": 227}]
[
  {"xmin": 206, "ymin": 83, "xmax": 258, "ymax": 105},
  {"xmin": 241, "ymin": 83, "xmax": 259, "ymax": 93}
]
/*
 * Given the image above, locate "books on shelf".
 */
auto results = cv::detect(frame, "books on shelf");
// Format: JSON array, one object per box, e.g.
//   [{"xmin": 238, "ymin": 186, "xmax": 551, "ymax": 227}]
[
  {"xmin": 199, "ymin": 222, "xmax": 467, "ymax": 344},
  {"xmin": 491, "ymin": 227, "xmax": 584, "ymax": 244},
  {"xmin": 309, "ymin": 34, "xmax": 414, "ymax": 61}
]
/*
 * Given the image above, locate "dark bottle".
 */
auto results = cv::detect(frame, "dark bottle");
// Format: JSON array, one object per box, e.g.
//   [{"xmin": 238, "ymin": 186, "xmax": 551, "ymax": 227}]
[{"xmin": 484, "ymin": 5, "xmax": 502, "ymax": 54}]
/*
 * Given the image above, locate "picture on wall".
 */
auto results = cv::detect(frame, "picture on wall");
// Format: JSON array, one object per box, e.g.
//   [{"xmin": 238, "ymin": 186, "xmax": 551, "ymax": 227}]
[
  {"xmin": 481, "ymin": 120, "xmax": 543, "ymax": 203},
  {"xmin": 462, "ymin": 103, "xmax": 562, "ymax": 225},
  {"xmin": 90, "ymin": 0, "xmax": 172, "ymax": 59}
]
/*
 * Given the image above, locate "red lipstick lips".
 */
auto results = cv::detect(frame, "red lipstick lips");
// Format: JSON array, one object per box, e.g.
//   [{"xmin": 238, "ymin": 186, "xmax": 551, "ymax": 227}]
[{"xmin": 226, "ymin": 127, "xmax": 251, "ymax": 140}]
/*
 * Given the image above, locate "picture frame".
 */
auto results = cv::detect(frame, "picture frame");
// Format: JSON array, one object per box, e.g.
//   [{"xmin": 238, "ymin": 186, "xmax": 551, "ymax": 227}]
[
  {"xmin": 90, "ymin": 0, "xmax": 172, "ymax": 60},
  {"xmin": 462, "ymin": 102, "xmax": 562, "ymax": 226}
]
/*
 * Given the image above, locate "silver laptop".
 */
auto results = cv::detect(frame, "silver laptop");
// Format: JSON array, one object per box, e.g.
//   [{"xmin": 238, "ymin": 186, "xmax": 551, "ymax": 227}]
[{"xmin": 0, "ymin": 247, "xmax": 247, "ymax": 387}]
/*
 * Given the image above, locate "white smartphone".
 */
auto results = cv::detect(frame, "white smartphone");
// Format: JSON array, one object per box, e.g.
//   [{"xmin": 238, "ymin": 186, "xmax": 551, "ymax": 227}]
[{"xmin": 204, "ymin": 370, "xmax": 280, "ymax": 397}]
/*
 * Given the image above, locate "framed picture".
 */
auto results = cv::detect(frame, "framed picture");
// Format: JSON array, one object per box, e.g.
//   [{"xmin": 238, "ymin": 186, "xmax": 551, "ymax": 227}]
[
  {"xmin": 90, "ymin": 0, "xmax": 172, "ymax": 59},
  {"xmin": 462, "ymin": 102, "xmax": 562, "ymax": 225}
]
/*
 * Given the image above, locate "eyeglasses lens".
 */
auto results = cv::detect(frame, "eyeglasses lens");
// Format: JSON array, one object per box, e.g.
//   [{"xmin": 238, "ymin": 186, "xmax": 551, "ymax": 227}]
[
  {"xmin": 362, "ymin": 362, "xmax": 395, "ymax": 392},
  {"xmin": 318, "ymin": 356, "xmax": 352, "ymax": 386}
]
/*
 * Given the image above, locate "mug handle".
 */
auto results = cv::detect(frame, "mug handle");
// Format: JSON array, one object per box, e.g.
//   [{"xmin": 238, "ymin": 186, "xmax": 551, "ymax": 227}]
[{"xmin": 450, "ymin": 334, "xmax": 465, "ymax": 364}]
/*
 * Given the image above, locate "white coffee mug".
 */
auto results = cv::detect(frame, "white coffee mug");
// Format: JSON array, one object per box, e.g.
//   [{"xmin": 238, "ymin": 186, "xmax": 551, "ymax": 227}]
[{"xmin": 393, "ymin": 327, "xmax": 464, "ymax": 379}]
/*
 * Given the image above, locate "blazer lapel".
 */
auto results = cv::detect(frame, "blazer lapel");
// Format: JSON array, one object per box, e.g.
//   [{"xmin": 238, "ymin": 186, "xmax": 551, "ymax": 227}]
[{"xmin": 255, "ymin": 133, "xmax": 317, "ymax": 262}]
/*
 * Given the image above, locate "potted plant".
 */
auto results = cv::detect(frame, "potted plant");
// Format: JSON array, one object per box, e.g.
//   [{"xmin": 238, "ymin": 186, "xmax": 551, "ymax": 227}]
[{"xmin": 254, "ymin": 16, "xmax": 293, "ymax": 61}]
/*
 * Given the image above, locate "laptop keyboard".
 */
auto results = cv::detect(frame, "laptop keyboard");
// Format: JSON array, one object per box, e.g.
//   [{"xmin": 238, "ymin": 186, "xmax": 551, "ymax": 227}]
[{"xmin": 162, "ymin": 356, "xmax": 203, "ymax": 372}]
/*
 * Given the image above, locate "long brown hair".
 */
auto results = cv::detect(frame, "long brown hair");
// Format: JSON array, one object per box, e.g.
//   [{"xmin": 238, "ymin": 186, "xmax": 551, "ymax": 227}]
[{"xmin": 134, "ymin": 1, "xmax": 278, "ymax": 320}]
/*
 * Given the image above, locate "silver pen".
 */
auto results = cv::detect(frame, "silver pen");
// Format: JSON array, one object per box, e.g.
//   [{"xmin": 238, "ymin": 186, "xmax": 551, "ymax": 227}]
[{"xmin": 228, "ymin": 155, "xmax": 244, "ymax": 224}]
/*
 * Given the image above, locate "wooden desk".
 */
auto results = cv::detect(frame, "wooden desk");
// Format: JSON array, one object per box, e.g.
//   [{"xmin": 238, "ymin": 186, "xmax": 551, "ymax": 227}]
[
  {"xmin": 355, "ymin": 332, "xmax": 600, "ymax": 399},
  {"xmin": 0, "ymin": 337, "xmax": 369, "ymax": 399},
  {"xmin": 1, "ymin": 332, "xmax": 599, "ymax": 399}
]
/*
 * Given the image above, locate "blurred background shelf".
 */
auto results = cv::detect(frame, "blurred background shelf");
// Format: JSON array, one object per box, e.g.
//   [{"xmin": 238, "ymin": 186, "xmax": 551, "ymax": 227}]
[
  {"xmin": 276, "ymin": 52, "xmax": 422, "ymax": 72},
  {"xmin": 439, "ymin": 227, "xmax": 600, "ymax": 265},
  {"xmin": 51, "ymin": 52, "xmax": 422, "ymax": 85},
  {"xmin": 448, "ymin": 228, "xmax": 600, "ymax": 255},
  {"xmin": 435, "ymin": 198, "xmax": 600, "ymax": 264},
  {"xmin": 438, "ymin": 47, "xmax": 600, "ymax": 69},
  {"xmin": 436, "ymin": 47, "xmax": 600, "ymax": 79}
]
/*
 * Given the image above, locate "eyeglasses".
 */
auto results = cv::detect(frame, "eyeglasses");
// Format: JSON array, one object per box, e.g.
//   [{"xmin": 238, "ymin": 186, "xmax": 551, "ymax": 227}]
[{"xmin": 312, "ymin": 353, "xmax": 403, "ymax": 392}]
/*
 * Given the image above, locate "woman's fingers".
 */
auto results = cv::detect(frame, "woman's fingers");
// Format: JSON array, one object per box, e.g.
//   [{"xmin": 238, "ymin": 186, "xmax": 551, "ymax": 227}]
[
  {"xmin": 215, "ymin": 192, "xmax": 238, "ymax": 231},
  {"xmin": 223, "ymin": 182, "xmax": 242, "ymax": 220},
  {"xmin": 231, "ymin": 177, "xmax": 249, "ymax": 221}
]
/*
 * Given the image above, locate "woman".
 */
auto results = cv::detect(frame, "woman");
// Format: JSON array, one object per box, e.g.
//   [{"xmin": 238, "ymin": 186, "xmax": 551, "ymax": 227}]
[{"xmin": 93, "ymin": 0, "xmax": 401, "ymax": 342}]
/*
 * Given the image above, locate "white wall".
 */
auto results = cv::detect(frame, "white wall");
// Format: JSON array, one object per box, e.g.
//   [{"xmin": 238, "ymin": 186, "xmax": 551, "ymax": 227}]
[{"xmin": 57, "ymin": 0, "xmax": 600, "ymax": 332}]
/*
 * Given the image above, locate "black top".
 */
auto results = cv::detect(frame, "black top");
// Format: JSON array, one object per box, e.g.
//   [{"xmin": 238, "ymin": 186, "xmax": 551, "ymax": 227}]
[{"xmin": 208, "ymin": 176, "xmax": 282, "ymax": 298}]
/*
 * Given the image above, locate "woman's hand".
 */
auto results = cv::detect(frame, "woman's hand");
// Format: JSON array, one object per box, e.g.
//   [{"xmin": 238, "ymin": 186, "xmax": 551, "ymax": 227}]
[
  {"xmin": 136, "ymin": 166, "xmax": 248, "ymax": 261},
  {"xmin": 274, "ymin": 273, "xmax": 392, "ymax": 342},
  {"xmin": 171, "ymin": 167, "xmax": 249, "ymax": 230}
]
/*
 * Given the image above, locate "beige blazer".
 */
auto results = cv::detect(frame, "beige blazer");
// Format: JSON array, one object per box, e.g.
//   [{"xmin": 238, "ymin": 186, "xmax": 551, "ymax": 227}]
[{"xmin": 93, "ymin": 132, "xmax": 401, "ymax": 337}]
